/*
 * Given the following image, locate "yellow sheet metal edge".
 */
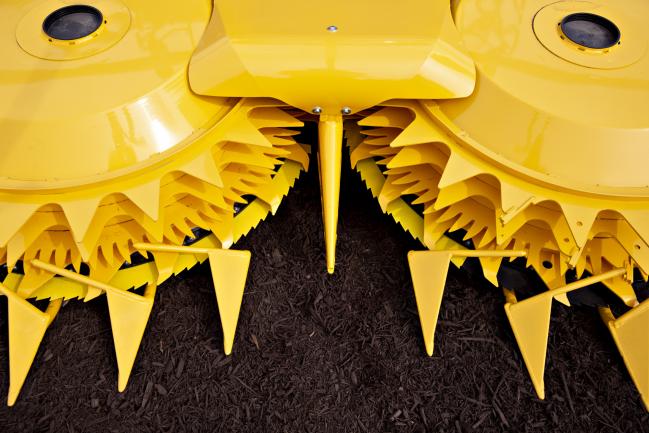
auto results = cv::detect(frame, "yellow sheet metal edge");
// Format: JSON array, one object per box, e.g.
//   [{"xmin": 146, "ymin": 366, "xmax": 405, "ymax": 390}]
[{"xmin": 189, "ymin": 0, "xmax": 475, "ymax": 114}]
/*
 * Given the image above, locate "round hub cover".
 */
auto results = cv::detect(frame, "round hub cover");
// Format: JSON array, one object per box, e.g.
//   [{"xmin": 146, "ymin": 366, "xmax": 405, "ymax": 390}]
[
  {"xmin": 560, "ymin": 13, "xmax": 620, "ymax": 49},
  {"xmin": 43, "ymin": 5, "xmax": 104, "ymax": 40},
  {"xmin": 2, "ymin": 0, "xmax": 224, "ymax": 188},
  {"xmin": 442, "ymin": 0, "xmax": 649, "ymax": 195}
]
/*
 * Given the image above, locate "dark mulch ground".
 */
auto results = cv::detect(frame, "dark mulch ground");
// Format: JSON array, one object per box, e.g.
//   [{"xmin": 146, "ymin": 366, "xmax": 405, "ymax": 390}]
[{"xmin": 0, "ymin": 158, "xmax": 647, "ymax": 432}]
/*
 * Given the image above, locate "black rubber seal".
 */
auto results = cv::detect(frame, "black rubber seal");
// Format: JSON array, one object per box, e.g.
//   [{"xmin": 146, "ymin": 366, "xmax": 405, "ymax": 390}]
[
  {"xmin": 560, "ymin": 13, "xmax": 620, "ymax": 49},
  {"xmin": 43, "ymin": 5, "xmax": 103, "ymax": 41}
]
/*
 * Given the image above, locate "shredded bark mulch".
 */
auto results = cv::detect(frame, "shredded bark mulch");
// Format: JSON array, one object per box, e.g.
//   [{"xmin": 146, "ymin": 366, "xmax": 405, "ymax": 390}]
[{"xmin": 0, "ymin": 160, "xmax": 646, "ymax": 432}]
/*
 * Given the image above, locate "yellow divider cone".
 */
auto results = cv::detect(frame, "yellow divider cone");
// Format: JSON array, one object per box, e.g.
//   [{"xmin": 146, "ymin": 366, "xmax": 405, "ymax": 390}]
[
  {"xmin": 0, "ymin": 284, "xmax": 61, "ymax": 406},
  {"xmin": 134, "ymin": 244, "xmax": 252, "ymax": 355},
  {"xmin": 318, "ymin": 115, "xmax": 343, "ymax": 274},
  {"xmin": 407, "ymin": 251, "xmax": 454, "ymax": 356},
  {"xmin": 30, "ymin": 260, "xmax": 156, "ymax": 393},
  {"xmin": 208, "ymin": 250, "xmax": 251, "ymax": 355},
  {"xmin": 504, "ymin": 291, "xmax": 553, "ymax": 399},
  {"xmin": 106, "ymin": 284, "xmax": 156, "ymax": 392},
  {"xmin": 504, "ymin": 268, "xmax": 626, "ymax": 400},
  {"xmin": 407, "ymin": 249, "xmax": 526, "ymax": 357},
  {"xmin": 601, "ymin": 302, "xmax": 649, "ymax": 410}
]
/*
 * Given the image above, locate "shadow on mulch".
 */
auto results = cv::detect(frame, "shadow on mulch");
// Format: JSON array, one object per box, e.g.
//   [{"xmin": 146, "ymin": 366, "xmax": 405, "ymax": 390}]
[{"xmin": 0, "ymin": 153, "xmax": 647, "ymax": 433}]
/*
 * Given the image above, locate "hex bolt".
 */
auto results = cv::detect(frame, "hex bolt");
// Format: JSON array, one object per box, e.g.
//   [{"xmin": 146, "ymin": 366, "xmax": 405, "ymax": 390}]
[
  {"xmin": 341, "ymin": 107, "xmax": 352, "ymax": 115},
  {"xmin": 312, "ymin": 106, "xmax": 323, "ymax": 115}
]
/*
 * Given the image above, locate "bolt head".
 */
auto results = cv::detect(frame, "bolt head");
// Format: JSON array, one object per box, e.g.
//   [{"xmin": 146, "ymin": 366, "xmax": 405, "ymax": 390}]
[
  {"xmin": 341, "ymin": 107, "xmax": 352, "ymax": 115},
  {"xmin": 312, "ymin": 106, "xmax": 323, "ymax": 115},
  {"xmin": 327, "ymin": 25, "xmax": 338, "ymax": 32}
]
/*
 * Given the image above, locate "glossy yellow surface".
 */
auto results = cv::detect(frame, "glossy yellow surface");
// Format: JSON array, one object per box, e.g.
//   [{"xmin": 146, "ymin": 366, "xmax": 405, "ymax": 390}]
[
  {"xmin": 0, "ymin": 96, "xmax": 308, "ymax": 404},
  {"xmin": 601, "ymin": 303, "xmax": 649, "ymax": 410},
  {"xmin": 133, "ymin": 244, "xmax": 251, "ymax": 355},
  {"xmin": 349, "ymin": 1, "xmax": 648, "ymax": 409},
  {"xmin": 0, "ymin": 0, "xmax": 312, "ymax": 405},
  {"xmin": 0, "ymin": 284, "xmax": 60, "ymax": 406},
  {"xmin": 1, "ymin": 0, "xmax": 225, "ymax": 185},
  {"xmin": 31, "ymin": 259, "xmax": 156, "ymax": 393},
  {"xmin": 408, "ymin": 250, "xmax": 526, "ymax": 357},
  {"xmin": 1, "ymin": 0, "xmax": 646, "ymax": 411},
  {"xmin": 189, "ymin": 0, "xmax": 475, "ymax": 114},
  {"xmin": 318, "ymin": 115, "xmax": 343, "ymax": 273},
  {"xmin": 188, "ymin": 0, "xmax": 476, "ymax": 273},
  {"xmin": 533, "ymin": 1, "xmax": 645, "ymax": 69},
  {"xmin": 441, "ymin": 0, "xmax": 649, "ymax": 195},
  {"xmin": 352, "ymin": 93, "xmax": 646, "ymax": 406},
  {"xmin": 16, "ymin": 0, "xmax": 131, "ymax": 61},
  {"xmin": 505, "ymin": 268, "xmax": 626, "ymax": 400}
]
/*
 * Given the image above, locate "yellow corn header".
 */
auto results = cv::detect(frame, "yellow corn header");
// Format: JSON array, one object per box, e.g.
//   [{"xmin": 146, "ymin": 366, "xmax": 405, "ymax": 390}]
[{"xmin": 0, "ymin": 0, "xmax": 647, "ymax": 410}]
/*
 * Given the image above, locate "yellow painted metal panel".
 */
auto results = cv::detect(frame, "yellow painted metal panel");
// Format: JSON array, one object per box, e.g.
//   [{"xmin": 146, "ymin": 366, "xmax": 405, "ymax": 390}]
[{"xmin": 189, "ymin": 0, "xmax": 476, "ymax": 114}]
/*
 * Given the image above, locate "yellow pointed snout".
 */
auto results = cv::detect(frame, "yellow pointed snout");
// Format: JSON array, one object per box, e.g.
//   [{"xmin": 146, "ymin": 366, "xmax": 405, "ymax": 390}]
[{"xmin": 317, "ymin": 115, "xmax": 343, "ymax": 274}]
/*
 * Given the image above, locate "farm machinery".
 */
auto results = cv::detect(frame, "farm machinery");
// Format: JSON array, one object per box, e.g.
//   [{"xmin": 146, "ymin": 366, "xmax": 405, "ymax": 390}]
[{"xmin": 0, "ymin": 0, "xmax": 647, "ymax": 410}]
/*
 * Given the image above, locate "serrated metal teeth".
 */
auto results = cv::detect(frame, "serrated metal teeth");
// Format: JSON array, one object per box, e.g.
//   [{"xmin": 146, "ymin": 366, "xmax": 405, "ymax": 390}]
[
  {"xmin": 0, "ymin": 99, "xmax": 309, "ymax": 405},
  {"xmin": 2, "ymin": 100, "xmax": 308, "ymax": 298},
  {"xmin": 351, "ymin": 100, "xmax": 648, "ymax": 409}
]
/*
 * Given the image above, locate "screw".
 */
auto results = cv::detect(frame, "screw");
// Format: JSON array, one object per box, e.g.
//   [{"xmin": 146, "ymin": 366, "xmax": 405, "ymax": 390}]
[
  {"xmin": 327, "ymin": 25, "xmax": 338, "ymax": 32},
  {"xmin": 341, "ymin": 107, "xmax": 352, "ymax": 115},
  {"xmin": 312, "ymin": 106, "xmax": 323, "ymax": 115}
]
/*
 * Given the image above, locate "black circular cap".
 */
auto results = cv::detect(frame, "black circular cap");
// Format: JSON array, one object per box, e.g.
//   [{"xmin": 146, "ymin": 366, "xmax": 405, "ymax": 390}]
[
  {"xmin": 560, "ymin": 13, "xmax": 620, "ymax": 49},
  {"xmin": 43, "ymin": 5, "xmax": 103, "ymax": 40}
]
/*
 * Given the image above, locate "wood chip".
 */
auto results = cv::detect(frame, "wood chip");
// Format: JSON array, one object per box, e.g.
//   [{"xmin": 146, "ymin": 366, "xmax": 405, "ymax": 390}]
[
  {"xmin": 141, "ymin": 381, "xmax": 154, "ymax": 410},
  {"xmin": 175, "ymin": 358, "xmax": 185, "ymax": 378}
]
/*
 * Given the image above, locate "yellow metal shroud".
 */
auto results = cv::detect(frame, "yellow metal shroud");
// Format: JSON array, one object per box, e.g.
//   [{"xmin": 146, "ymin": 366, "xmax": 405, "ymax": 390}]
[{"xmin": 189, "ymin": 0, "xmax": 476, "ymax": 115}]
